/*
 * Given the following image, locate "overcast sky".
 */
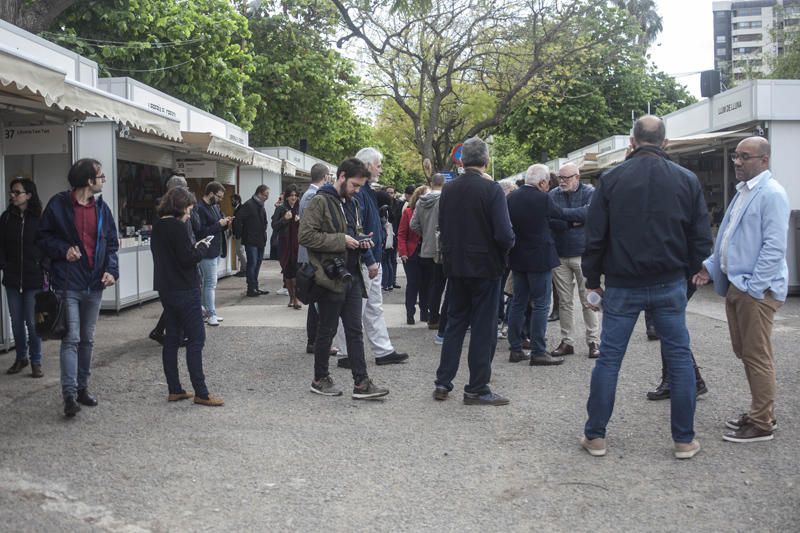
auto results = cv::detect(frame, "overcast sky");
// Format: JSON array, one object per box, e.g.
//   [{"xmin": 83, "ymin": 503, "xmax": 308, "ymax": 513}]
[{"xmin": 649, "ymin": 0, "xmax": 717, "ymax": 98}]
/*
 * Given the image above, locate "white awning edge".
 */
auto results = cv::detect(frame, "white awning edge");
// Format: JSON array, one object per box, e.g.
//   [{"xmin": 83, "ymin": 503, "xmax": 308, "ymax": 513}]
[
  {"xmin": 59, "ymin": 80, "xmax": 182, "ymax": 141},
  {"xmin": 0, "ymin": 46, "xmax": 67, "ymax": 107},
  {"xmin": 282, "ymin": 160, "xmax": 296, "ymax": 177},
  {"xmin": 181, "ymin": 132, "xmax": 253, "ymax": 164},
  {"xmin": 250, "ymin": 151, "xmax": 283, "ymax": 173}
]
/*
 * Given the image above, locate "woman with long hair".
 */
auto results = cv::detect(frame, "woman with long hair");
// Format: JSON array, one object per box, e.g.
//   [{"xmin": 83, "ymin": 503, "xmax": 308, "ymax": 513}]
[
  {"xmin": 397, "ymin": 185, "xmax": 429, "ymax": 325},
  {"xmin": 151, "ymin": 187, "xmax": 223, "ymax": 406},
  {"xmin": 0, "ymin": 178, "xmax": 44, "ymax": 377},
  {"xmin": 272, "ymin": 185, "xmax": 302, "ymax": 309}
]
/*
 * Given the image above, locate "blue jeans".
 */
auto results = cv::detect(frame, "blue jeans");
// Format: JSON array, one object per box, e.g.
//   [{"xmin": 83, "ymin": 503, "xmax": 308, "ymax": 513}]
[
  {"xmin": 59, "ymin": 289, "xmax": 103, "ymax": 398},
  {"xmin": 381, "ymin": 251, "xmax": 394, "ymax": 290},
  {"xmin": 245, "ymin": 245, "xmax": 265, "ymax": 291},
  {"xmin": 508, "ymin": 270, "xmax": 551, "ymax": 354},
  {"xmin": 6, "ymin": 288, "xmax": 43, "ymax": 364},
  {"xmin": 435, "ymin": 277, "xmax": 500, "ymax": 394},
  {"xmin": 585, "ymin": 279, "xmax": 696, "ymax": 443},
  {"xmin": 159, "ymin": 289, "xmax": 208, "ymax": 398},
  {"xmin": 199, "ymin": 257, "xmax": 219, "ymax": 316}
]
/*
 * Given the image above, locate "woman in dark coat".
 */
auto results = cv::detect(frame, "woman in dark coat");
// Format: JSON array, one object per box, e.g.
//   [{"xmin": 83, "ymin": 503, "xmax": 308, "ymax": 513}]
[
  {"xmin": 0, "ymin": 178, "xmax": 45, "ymax": 377},
  {"xmin": 272, "ymin": 185, "xmax": 301, "ymax": 309}
]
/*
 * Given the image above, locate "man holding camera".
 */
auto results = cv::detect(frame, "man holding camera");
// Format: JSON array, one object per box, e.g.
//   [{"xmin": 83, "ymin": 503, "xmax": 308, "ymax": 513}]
[{"xmin": 298, "ymin": 158, "xmax": 390, "ymax": 399}]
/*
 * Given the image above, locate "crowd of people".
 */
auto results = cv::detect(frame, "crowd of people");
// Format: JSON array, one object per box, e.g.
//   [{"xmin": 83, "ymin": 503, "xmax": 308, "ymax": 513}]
[{"xmin": 0, "ymin": 115, "xmax": 791, "ymax": 461}]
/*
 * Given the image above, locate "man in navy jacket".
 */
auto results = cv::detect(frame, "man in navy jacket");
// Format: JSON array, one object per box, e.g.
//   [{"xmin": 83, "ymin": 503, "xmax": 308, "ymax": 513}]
[
  {"xmin": 507, "ymin": 164, "xmax": 584, "ymax": 366},
  {"xmin": 38, "ymin": 158, "xmax": 119, "ymax": 418},
  {"xmin": 433, "ymin": 137, "xmax": 514, "ymax": 405}
]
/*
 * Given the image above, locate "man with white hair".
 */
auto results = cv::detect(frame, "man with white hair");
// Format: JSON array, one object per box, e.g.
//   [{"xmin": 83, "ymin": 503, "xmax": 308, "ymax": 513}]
[
  {"xmin": 336, "ymin": 147, "xmax": 409, "ymax": 368},
  {"xmin": 506, "ymin": 164, "xmax": 583, "ymax": 366},
  {"xmin": 549, "ymin": 163, "xmax": 600, "ymax": 359}
]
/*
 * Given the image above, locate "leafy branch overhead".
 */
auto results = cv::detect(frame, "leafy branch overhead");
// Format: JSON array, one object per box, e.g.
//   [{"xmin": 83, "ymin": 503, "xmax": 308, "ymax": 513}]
[{"xmin": 332, "ymin": 0, "xmax": 636, "ymax": 169}]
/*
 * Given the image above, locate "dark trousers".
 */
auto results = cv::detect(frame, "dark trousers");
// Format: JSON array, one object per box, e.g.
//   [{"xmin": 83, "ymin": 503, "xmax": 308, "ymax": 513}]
[
  {"xmin": 435, "ymin": 277, "xmax": 500, "ymax": 395},
  {"xmin": 437, "ymin": 283, "xmax": 449, "ymax": 337},
  {"xmin": 313, "ymin": 279, "xmax": 368, "ymax": 383},
  {"xmin": 306, "ymin": 300, "xmax": 319, "ymax": 345},
  {"xmin": 387, "ymin": 247, "xmax": 398, "ymax": 286},
  {"xmin": 645, "ymin": 282, "xmax": 700, "ymax": 377},
  {"xmin": 381, "ymin": 249, "xmax": 395, "ymax": 290},
  {"xmin": 159, "ymin": 289, "xmax": 208, "ymax": 398},
  {"xmin": 420, "ymin": 258, "xmax": 446, "ymax": 323},
  {"xmin": 403, "ymin": 251, "xmax": 429, "ymax": 321},
  {"xmin": 246, "ymin": 245, "xmax": 265, "ymax": 291}
]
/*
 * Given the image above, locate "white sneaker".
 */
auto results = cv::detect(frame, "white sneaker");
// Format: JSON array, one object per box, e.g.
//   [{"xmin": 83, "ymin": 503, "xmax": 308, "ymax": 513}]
[
  {"xmin": 276, "ymin": 288, "xmax": 289, "ymax": 295},
  {"xmin": 207, "ymin": 315, "xmax": 219, "ymax": 326},
  {"xmin": 215, "ymin": 315, "xmax": 223, "ymax": 322},
  {"xmin": 434, "ymin": 334, "xmax": 444, "ymax": 345}
]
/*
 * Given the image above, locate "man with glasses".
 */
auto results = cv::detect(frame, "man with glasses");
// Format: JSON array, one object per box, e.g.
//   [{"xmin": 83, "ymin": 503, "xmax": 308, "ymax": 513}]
[
  {"xmin": 193, "ymin": 182, "xmax": 232, "ymax": 326},
  {"xmin": 694, "ymin": 136, "xmax": 790, "ymax": 444},
  {"xmin": 549, "ymin": 163, "xmax": 600, "ymax": 359},
  {"xmin": 580, "ymin": 115, "xmax": 711, "ymax": 459},
  {"xmin": 38, "ymin": 158, "xmax": 119, "ymax": 417}
]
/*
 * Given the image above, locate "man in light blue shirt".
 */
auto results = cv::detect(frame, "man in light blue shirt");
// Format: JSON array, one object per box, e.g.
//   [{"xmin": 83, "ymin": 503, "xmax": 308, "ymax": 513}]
[{"xmin": 694, "ymin": 136, "xmax": 790, "ymax": 444}]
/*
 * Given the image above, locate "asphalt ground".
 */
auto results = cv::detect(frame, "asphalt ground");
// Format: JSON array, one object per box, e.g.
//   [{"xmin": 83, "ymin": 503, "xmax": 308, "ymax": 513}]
[{"xmin": 1, "ymin": 261, "xmax": 798, "ymax": 532}]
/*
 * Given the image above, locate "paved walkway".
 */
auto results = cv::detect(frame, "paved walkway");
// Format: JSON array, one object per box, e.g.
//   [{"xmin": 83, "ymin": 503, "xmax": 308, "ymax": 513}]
[{"xmin": 1, "ymin": 261, "xmax": 798, "ymax": 531}]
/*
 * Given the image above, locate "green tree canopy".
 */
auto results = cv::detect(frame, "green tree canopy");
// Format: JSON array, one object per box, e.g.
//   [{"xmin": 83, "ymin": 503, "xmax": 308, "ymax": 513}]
[{"xmin": 49, "ymin": 0, "xmax": 259, "ymax": 129}]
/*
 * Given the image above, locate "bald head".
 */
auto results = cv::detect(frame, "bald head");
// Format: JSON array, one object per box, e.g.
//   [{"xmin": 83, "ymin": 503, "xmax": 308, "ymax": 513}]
[
  {"xmin": 733, "ymin": 136, "xmax": 771, "ymax": 182},
  {"xmin": 557, "ymin": 163, "xmax": 580, "ymax": 192},
  {"xmin": 632, "ymin": 115, "xmax": 666, "ymax": 147}
]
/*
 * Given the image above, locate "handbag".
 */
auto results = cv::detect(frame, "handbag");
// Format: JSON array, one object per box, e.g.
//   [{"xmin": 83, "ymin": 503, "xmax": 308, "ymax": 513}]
[
  {"xmin": 35, "ymin": 287, "xmax": 68, "ymax": 340},
  {"xmin": 295, "ymin": 262, "xmax": 318, "ymax": 305}
]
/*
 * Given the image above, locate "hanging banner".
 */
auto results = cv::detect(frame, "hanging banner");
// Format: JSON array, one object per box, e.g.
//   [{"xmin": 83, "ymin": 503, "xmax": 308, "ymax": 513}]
[
  {"xmin": 175, "ymin": 160, "xmax": 217, "ymax": 178},
  {"xmin": 2, "ymin": 125, "xmax": 69, "ymax": 155}
]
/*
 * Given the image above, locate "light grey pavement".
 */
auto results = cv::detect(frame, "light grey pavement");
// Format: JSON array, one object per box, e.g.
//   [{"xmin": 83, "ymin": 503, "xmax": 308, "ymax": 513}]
[{"xmin": 1, "ymin": 261, "xmax": 799, "ymax": 532}]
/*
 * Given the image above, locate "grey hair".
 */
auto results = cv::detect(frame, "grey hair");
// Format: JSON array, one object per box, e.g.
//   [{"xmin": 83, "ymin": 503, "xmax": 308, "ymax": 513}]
[
  {"xmin": 461, "ymin": 137, "xmax": 489, "ymax": 167},
  {"xmin": 525, "ymin": 164, "xmax": 550, "ymax": 186},
  {"xmin": 165, "ymin": 174, "xmax": 187, "ymax": 190},
  {"xmin": 356, "ymin": 147, "xmax": 383, "ymax": 166},
  {"xmin": 499, "ymin": 181, "xmax": 517, "ymax": 195},
  {"xmin": 430, "ymin": 173, "xmax": 446, "ymax": 187}
]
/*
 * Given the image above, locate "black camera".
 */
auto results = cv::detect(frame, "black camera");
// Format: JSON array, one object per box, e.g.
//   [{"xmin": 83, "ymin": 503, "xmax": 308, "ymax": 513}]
[{"xmin": 323, "ymin": 257, "xmax": 352, "ymax": 282}]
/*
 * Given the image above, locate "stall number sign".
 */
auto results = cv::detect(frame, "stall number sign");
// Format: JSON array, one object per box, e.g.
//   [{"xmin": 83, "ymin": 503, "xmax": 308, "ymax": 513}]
[
  {"xmin": 2, "ymin": 126, "xmax": 69, "ymax": 155},
  {"xmin": 176, "ymin": 160, "xmax": 217, "ymax": 178}
]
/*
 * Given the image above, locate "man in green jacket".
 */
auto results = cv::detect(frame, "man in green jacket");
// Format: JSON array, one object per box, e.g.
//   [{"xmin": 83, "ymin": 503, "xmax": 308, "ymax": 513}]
[{"xmin": 299, "ymin": 158, "xmax": 390, "ymax": 400}]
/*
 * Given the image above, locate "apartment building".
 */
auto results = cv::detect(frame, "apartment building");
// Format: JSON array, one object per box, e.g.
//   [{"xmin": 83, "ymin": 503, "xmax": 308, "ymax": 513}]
[{"xmin": 713, "ymin": 0, "xmax": 800, "ymax": 84}]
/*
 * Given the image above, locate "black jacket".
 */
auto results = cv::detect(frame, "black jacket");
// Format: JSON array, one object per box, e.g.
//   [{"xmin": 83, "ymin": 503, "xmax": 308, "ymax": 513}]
[
  {"xmin": 582, "ymin": 145, "xmax": 713, "ymax": 289},
  {"xmin": 234, "ymin": 197, "xmax": 267, "ymax": 248},
  {"xmin": 192, "ymin": 199, "xmax": 227, "ymax": 259},
  {"xmin": 0, "ymin": 206, "xmax": 44, "ymax": 290},
  {"xmin": 438, "ymin": 169, "xmax": 515, "ymax": 279},
  {"xmin": 151, "ymin": 217, "xmax": 204, "ymax": 291},
  {"xmin": 507, "ymin": 185, "xmax": 583, "ymax": 273}
]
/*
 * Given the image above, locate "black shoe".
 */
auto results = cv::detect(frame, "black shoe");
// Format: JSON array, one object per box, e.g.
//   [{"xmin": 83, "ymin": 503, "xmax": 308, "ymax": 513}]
[
  {"xmin": 76, "ymin": 389, "xmax": 98, "ymax": 407},
  {"xmin": 246, "ymin": 290, "xmax": 260, "ymax": 297},
  {"xmin": 646, "ymin": 379, "xmax": 670, "ymax": 401},
  {"xmin": 433, "ymin": 386, "xmax": 449, "ymax": 401},
  {"xmin": 529, "ymin": 353, "xmax": 565, "ymax": 366},
  {"xmin": 149, "ymin": 329, "xmax": 165, "ymax": 345},
  {"xmin": 179, "ymin": 337, "xmax": 189, "ymax": 348},
  {"xmin": 257, "ymin": 289, "xmax": 270, "ymax": 295},
  {"xmin": 376, "ymin": 351, "xmax": 409, "ymax": 365},
  {"xmin": 6, "ymin": 359, "xmax": 29, "ymax": 374},
  {"xmin": 406, "ymin": 317, "xmax": 415, "ymax": 325},
  {"xmin": 463, "ymin": 391, "xmax": 510, "ymax": 406},
  {"xmin": 646, "ymin": 325, "xmax": 660, "ymax": 341},
  {"xmin": 234, "ymin": 271, "xmax": 247, "ymax": 277},
  {"xmin": 547, "ymin": 312, "xmax": 559, "ymax": 322},
  {"xmin": 725, "ymin": 413, "xmax": 777, "ymax": 431},
  {"xmin": 393, "ymin": 284, "xmax": 401, "ymax": 289},
  {"xmin": 64, "ymin": 396, "xmax": 81, "ymax": 418},
  {"xmin": 337, "ymin": 357, "xmax": 351, "ymax": 369},
  {"xmin": 306, "ymin": 343, "xmax": 315, "ymax": 354},
  {"xmin": 696, "ymin": 378, "xmax": 708, "ymax": 397},
  {"xmin": 509, "ymin": 350, "xmax": 529, "ymax": 363},
  {"xmin": 723, "ymin": 423, "xmax": 774, "ymax": 443}
]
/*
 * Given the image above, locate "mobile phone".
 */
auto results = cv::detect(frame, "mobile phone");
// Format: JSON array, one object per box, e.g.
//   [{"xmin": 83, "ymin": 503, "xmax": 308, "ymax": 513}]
[
  {"xmin": 200, "ymin": 235, "xmax": 215, "ymax": 245},
  {"xmin": 357, "ymin": 234, "xmax": 372, "ymax": 243}
]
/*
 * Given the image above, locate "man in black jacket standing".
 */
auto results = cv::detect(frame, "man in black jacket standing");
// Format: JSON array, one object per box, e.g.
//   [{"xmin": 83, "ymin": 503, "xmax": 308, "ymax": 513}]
[
  {"xmin": 433, "ymin": 137, "xmax": 515, "ymax": 405},
  {"xmin": 580, "ymin": 115, "xmax": 712, "ymax": 460},
  {"xmin": 193, "ymin": 182, "xmax": 232, "ymax": 326},
  {"xmin": 234, "ymin": 185, "xmax": 270, "ymax": 297}
]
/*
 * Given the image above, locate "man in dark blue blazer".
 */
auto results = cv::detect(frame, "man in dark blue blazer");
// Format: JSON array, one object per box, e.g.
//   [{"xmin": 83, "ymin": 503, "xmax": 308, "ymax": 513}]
[
  {"xmin": 433, "ymin": 137, "xmax": 515, "ymax": 406},
  {"xmin": 506, "ymin": 164, "xmax": 584, "ymax": 366}
]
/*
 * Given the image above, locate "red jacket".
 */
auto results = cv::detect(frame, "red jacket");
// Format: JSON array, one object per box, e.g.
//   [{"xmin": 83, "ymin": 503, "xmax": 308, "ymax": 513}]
[{"xmin": 397, "ymin": 207, "xmax": 420, "ymax": 258}]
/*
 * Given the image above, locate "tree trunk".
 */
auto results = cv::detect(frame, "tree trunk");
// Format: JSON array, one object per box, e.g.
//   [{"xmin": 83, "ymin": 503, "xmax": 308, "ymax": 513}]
[{"xmin": 0, "ymin": 1, "xmax": 76, "ymax": 34}]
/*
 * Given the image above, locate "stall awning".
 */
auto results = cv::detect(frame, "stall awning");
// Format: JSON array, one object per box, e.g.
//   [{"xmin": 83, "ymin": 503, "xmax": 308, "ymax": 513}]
[
  {"xmin": 283, "ymin": 160, "xmax": 297, "ymax": 177},
  {"xmin": 1, "ymin": 46, "xmax": 182, "ymax": 141},
  {"xmin": 181, "ymin": 132, "xmax": 254, "ymax": 164},
  {"xmin": 666, "ymin": 130, "xmax": 750, "ymax": 155},
  {"xmin": 250, "ymin": 151, "xmax": 283, "ymax": 173}
]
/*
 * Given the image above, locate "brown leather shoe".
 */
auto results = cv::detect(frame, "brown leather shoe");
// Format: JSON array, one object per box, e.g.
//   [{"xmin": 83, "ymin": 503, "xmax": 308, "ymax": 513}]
[
  {"xmin": 587, "ymin": 342, "xmax": 600, "ymax": 359},
  {"xmin": 194, "ymin": 394, "xmax": 224, "ymax": 407},
  {"xmin": 550, "ymin": 341, "xmax": 574, "ymax": 357},
  {"xmin": 167, "ymin": 392, "xmax": 194, "ymax": 402},
  {"xmin": 30, "ymin": 364, "xmax": 43, "ymax": 378}
]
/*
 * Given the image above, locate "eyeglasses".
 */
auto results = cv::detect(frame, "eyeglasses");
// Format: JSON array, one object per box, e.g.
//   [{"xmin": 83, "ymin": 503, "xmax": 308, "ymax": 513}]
[
  {"xmin": 94, "ymin": 174, "xmax": 107, "ymax": 181},
  {"xmin": 730, "ymin": 152, "xmax": 765, "ymax": 162},
  {"xmin": 9, "ymin": 190, "xmax": 26, "ymax": 196},
  {"xmin": 558, "ymin": 173, "xmax": 578, "ymax": 181}
]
